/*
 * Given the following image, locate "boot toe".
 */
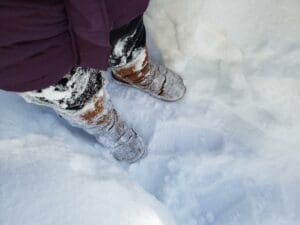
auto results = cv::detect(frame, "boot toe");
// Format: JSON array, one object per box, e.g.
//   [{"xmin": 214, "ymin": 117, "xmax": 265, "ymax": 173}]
[
  {"xmin": 160, "ymin": 69, "xmax": 186, "ymax": 102},
  {"xmin": 113, "ymin": 132, "xmax": 147, "ymax": 163}
]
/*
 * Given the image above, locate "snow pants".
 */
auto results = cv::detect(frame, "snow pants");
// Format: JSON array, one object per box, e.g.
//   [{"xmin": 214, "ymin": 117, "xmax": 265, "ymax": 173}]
[{"xmin": 21, "ymin": 15, "xmax": 146, "ymax": 116}]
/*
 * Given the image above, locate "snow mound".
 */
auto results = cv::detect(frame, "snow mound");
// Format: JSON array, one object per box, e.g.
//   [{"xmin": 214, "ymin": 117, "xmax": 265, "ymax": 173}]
[{"xmin": 0, "ymin": 134, "xmax": 175, "ymax": 225}]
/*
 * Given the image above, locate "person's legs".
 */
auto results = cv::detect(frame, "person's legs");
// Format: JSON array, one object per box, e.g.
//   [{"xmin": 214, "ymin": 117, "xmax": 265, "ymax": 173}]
[
  {"xmin": 21, "ymin": 67, "xmax": 146, "ymax": 163},
  {"xmin": 109, "ymin": 16, "xmax": 186, "ymax": 102},
  {"xmin": 19, "ymin": 15, "xmax": 184, "ymax": 163}
]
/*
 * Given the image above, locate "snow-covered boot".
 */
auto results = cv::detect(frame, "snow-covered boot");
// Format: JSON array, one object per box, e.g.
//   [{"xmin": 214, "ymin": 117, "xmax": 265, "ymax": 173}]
[
  {"xmin": 111, "ymin": 48, "xmax": 186, "ymax": 102},
  {"xmin": 109, "ymin": 16, "xmax": 186, "ymax": 101},
  {"xmin": 21, "ymin": 68, "xmax": 146, "ymax": 163},
  {"xmin": 75, "ymin": 87, "xmax": 146, "ymax": 163}
]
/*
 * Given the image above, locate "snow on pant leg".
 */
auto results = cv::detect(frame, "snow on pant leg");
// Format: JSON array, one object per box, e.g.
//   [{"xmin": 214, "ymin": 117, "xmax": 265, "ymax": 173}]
[
  {"xmin": 109, "ymin": 15, "xmax": 147, "ymax": 67},
  {"xmin": 20, "ymin": 67, "xmax": 146, "ymax": 162},
  {"xmin": 109, "ymin": 15, "xmax": 151, "ymax": 84}
]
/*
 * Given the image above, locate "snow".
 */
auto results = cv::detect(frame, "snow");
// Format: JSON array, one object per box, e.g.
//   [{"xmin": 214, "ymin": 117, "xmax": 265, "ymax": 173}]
[
  {"xmin": 1, "ymin": 0, "xmax": 300, "ymax": 225},
  {"xmin": 0, "ymin": 135, "xmax": 176, "ymax": 225}
]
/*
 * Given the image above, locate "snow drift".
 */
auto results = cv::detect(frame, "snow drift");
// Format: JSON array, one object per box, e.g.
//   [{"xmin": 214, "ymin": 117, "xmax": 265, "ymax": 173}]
[{"xmin": 0, "ymin": 132, "xmax": 175, "ymax": 225}]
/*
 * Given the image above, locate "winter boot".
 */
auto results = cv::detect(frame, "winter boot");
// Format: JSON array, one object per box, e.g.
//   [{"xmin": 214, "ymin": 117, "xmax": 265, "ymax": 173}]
[
  {"xmin": 111, "ymin": 47, "xmax": 186, "ymax": 102},
  {"xmin": 21, "ymin": 68, "xmax": 146, "ymax": 163},
  {"xmin": 109, "ymin": 16, "xmax": 186, "ymax": 102}
]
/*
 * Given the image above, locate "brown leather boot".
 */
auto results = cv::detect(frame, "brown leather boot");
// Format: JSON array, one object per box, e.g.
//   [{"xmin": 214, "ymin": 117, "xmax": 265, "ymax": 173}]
[{"xmin": 111, "ymin": 48, "xmax": 186, "ymax": 102}]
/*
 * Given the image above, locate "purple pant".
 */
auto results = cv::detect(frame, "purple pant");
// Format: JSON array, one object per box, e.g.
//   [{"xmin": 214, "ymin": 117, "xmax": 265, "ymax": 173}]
[{"xmin": 21, "ymin": 16, "xmax": 146, "ymax": 111}]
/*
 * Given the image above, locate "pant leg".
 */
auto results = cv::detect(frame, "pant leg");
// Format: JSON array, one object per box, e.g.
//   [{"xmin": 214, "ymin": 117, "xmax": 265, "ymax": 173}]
[
  {"xmin": 21, "ymin": 67, "xmax": 103, "ymax": 111},
  {"xmin": 109, "ymin": 15, "xmax": 147, "ymax": 68}
]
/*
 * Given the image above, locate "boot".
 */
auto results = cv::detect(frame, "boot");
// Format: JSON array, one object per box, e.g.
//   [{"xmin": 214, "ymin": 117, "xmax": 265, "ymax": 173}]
[
  {"xmin": 21, "ymin": 68, "xmax": 146, "ymax": 163},
  {"xmin": 74, "ymin": 88, "xmax": 146, "ymax": 163},
  {"xmin": 111, "ymin": 48, "xmax": 186, "ymax": 102}
]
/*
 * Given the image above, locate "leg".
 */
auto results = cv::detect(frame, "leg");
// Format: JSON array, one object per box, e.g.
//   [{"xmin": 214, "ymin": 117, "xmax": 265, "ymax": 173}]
[
  {"xmin": 21, "ymin": 67, "xmax": 146, "ymax": 163},
  {"xmin": 109, "ymin": 16, "xmax": 186, "ymax": 102}
]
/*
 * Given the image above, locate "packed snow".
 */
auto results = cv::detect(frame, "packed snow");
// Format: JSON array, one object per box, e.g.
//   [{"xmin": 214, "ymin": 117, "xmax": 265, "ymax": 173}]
[{"xmin": 1, "ymin": 0, "xmax": 300, "ymax": 225}]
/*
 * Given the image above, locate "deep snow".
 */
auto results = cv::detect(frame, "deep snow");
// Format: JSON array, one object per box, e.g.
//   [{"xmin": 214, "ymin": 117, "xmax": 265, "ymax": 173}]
[{"xmin": 1, "ymin": 0, "xmax": 300, "ymax": 225}]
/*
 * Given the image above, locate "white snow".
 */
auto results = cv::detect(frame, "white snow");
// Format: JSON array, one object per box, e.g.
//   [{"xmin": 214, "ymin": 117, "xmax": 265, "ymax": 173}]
[{"xmin": 1, "ymin": 0, "xmax": 300, "ymax": 225}]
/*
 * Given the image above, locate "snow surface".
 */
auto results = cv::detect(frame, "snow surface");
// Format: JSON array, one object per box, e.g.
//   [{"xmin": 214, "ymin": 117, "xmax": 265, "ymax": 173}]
[{"xmin": 1, "ymin": 0, "xmax": 300, "ymax": 225}]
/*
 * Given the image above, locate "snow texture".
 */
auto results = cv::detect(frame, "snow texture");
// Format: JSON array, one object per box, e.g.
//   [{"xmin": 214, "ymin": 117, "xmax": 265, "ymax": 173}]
[{"xmin": 1, "ymin": 0, "xmax": 300, "ymax": 225}]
